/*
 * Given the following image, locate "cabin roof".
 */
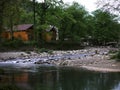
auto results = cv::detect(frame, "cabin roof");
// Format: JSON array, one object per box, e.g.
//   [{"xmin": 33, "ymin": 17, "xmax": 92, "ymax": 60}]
[
  {"xmin": 46, "ymin": 25, "xmax": 58, "ymax": 32},
  {"xmin": 7, "ymin": 24, "xmax": 33, "ymax": 31},
  {"xmin": 14, "ymin": 24, "xmax": 33, "ymax": 31}
]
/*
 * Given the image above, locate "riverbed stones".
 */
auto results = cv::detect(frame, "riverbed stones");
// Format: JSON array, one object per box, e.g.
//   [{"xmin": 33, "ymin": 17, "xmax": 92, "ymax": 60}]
[
  {"xmin": 0, "ymin": 47, "xmax": 118, "ymax": 66},
  {"xmin": 0, "ymin": 47, "xmax": 120, "ymax": 72}
]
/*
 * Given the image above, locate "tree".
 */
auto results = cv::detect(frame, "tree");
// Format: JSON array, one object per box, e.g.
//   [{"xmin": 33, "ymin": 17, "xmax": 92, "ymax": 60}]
[
  {"xmin": 59, "ymin": 2, "xmax": 88, "ymax": 41},
  {"xmin": 97, "ymin": 0, "xmax": 120, "ymax": 14},
  {"xmin": 3, "ymin": 0, "xmax": 21, "ymax": 40},
  {"xmin": 92, "ymin": 10, "xmax": 120, "ymax": 45},
  {"xmin": 34, "ymin": 0, "xmax": 64, "ymax": 44},
  {"xmin": 35, "ymin": 0, "xmax": 63, "ymax": 26},
  {"xmin": 33, "ymin": 0, "xmax": 35, "ymax": 27},
  {"xmin": 0, "ymin": 0, "xmax": 7, "ymax": 40}
]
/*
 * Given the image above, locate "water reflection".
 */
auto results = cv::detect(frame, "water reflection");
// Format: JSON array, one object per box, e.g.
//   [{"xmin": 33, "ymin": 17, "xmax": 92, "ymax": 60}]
[
  {"xmin": 29, "ymin": 67, "xmax": 60, "ymax": 90},
  {"xmin": 60, "ymin": 68, "xmax": 120, "ymax": 90},
  {"xmin": 0, "ymin": 66, "xmax": 120, "ymax": 90}
]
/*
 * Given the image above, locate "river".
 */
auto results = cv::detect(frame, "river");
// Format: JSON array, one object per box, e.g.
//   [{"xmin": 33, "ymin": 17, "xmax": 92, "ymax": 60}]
[{"xmin": 0, "ymin": 63, "xmax": 120, "ymax": 90}]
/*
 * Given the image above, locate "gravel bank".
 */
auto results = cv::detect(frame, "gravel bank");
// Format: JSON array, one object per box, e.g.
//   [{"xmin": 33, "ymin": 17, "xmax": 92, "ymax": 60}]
[{"xmin": 0, "ymin": 47, "xmax": 119, "ymax": 72}]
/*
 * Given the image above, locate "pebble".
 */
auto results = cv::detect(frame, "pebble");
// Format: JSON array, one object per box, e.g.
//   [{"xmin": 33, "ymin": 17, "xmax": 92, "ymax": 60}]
[{"xmin": 0, "ymin": 47, "xmax": 117, "ymax": 66}]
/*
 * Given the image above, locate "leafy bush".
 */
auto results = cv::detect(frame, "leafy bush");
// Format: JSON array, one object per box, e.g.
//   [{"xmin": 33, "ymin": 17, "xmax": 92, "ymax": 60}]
[
  {"xmin": 116, "ymin": 51, "xmax": 120, "ymax": 61},
  {"xmin": 35, "ymin": 48, "xmax": 53, "ymax": 54},
  {"xmin": 0, "ymin": 68, "xmax": 4, "ymax": 74},
  {"xmin": 0, "ymin": 84, "xmax": 20, "ymax": 90},
  {"xmin": 40, "ymin": 41, "xmax": 84, "ymax": 50},
  {"xmin": 109, "ymin": 50, "xmax": 117, "ymax": 54},
  {"xmin": 111, "ymin": 50, "xmax": 120, "ymax": 61},
  {"xmin": 24, "ymin": 41, "xmax": 37, "ymax": 46},
  {"xmin": 39, "ymin": 48, "xmax": 48, "ymax": 53},
  {"xmin": 1, "ymin": 39, "xmax": 24, "ymax": 48}
]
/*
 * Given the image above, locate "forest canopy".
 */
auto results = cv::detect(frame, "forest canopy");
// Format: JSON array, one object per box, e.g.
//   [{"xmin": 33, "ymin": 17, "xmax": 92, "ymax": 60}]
[{"xmin": 0, "ymin": 0, "xmax": 120, "ymax": 46}]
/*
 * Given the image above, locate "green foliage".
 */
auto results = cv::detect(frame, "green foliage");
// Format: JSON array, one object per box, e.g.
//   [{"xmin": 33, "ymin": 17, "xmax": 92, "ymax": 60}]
[
  {"xmin": 24, "ymin": 41, "xmax": 37, "ymax": 46},
  {"xmin": 38, "ymin": 48, "xmax": 48, "ymax": 53},
  {"xmin": 59, "ymin": 2, "xmax": 88, "ymax": 41},
  {"xmin": 3, "ymin": 0, "xmax": 21, "ymax": 28},
  {"xmin": 19, "ymin": 8, "xmax": 33, "ymax": 24},
  {"xmin": 40, "ymin": 24, "xmax": 50, "ymax": 30},
  {"xmin": 109, "ymin": 50, "xmax": 118, "ymax": 54},
  {"xmin": 91, "ymin": 10, "xmax": 120, "ymax": 45},
  {"xmin": 2, "ymin": 39, "xmax": 24, "ymax": 48},
  {"xmin": 25, "ymin": 51, "xmax": 31, "ymax": 54},
  {"xmin": 0, "ymin": 84, "xmax": 20, "ymax": 90},
  {"xmin": 0, "ymin": 68, "xmax": 4, "ymax": 74},
  {"xmin": 111, "ymin": 51, "xmax": 120, "ymax": 61},
  {"xmin": 115, "ymin": 51, "xmax": 120, "ymax": 61},
  {"xmin": 1, "ymin": 0, "xmax": 120, "ymax": 48},
  {"xmin": 35, "ymin": 48, "xmax": 53, "ymax": 54}
]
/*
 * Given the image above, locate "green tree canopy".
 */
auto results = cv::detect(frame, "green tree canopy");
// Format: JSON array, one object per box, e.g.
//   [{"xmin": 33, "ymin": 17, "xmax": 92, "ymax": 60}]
[
  {"xmin": 92, "ymin": 10, "xmax": 120, "ymax": 45},
  {"xmin": 97, "ymin": 0, "xmax": 120, "ymax": 14}
]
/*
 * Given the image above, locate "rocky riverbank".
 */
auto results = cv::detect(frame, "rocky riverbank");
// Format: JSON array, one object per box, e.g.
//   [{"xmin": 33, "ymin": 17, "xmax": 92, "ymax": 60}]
[{"xmin": 0, "ymin": 47, "xmax": 120, "ymax": 72}]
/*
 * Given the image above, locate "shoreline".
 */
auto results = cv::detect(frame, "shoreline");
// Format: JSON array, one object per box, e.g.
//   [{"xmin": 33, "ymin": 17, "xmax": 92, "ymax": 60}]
[
  {"xmin": 59, "ymin": 59, "xmax": 120, "ymax": 72},
  {"xmin": 80, "ymin": 66, "xmax": 120, "ymax": 72},
  {"xmin": 0, "ymin": 47, "xmax": 120, "ymax": 72}
]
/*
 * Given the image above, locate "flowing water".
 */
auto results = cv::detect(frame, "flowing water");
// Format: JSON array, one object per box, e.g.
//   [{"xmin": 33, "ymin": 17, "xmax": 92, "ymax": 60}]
[{"xmin": 0, "ymin": 63, "xmax": 120, "ymax": 90}]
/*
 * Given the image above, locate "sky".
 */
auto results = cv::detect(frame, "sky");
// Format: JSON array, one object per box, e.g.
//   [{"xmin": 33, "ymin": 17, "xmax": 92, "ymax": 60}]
[
  {"xmin": 63, "ymin": 0, "xmax": 98, "ymax": 12},
  {"xmin": 37, "ymin": 0, "xmax": 98, "ymax": 12}
]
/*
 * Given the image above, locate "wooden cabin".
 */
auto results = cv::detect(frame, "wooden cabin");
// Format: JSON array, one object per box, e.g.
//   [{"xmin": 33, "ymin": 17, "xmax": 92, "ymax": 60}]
[
  {"xmin": 1, "ymin": 24, "xmax": 33, "ymax": 41},
  {"xmin": 42, "ymin": 25, "xmax": 59, "ymax": 42}
]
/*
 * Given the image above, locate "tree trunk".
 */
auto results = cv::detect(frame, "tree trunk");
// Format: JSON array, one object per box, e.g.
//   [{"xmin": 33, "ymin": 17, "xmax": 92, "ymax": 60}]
[
  {"xmin": 0, "ymin": 1, "xmax": 5, "ymax": 42},
  {"xmin": 33, "ymin": 0, "xmax": 36, "ymax": 41},
  {"xmin": 10, "ymin": 16, "xmax": 14, "ymax": 40}
]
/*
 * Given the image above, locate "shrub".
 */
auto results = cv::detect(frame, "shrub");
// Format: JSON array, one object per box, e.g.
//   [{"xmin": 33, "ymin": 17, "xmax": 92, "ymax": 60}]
[
  {"xmin": 0, "ymin": 84, "xmax": 20, "ymax": 90},
  {"xmin": 1, "ymin": 39, "xmax": 24, "ymax": 48},
  {"xmin": 35, "ymin": 48, "xmax": 53, "ymax": 54},
  {"xmin": 24, "ymin": 41, "xmax": 37, "ymax": 46},
  {"xmin": 111, "ymin": 50, "xmax": 120, "ymax": 61},
  {"xmin": 116, "ymin": 51, "xmax": 120, "ymax": 61},
  {"xmin": 39, "ymin": 48, "xmax": 48, "ymax": 53},
  {"xmin": 0, "ymin": 68, "xmax": 4, "ymax": 74}
]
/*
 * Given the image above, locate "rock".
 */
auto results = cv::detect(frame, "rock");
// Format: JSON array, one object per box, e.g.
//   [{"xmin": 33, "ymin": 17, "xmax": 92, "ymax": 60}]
[
  {"xmin": 34, "ymin": 60, "xmax": 51, "ymax": 64},
  {"xmin": 16, "ymin": 61, "xmax": 19, "ymax": 63},
  {"xmin": 59, "ymin": 60, "xmax": 69, "ymax": 66},
  {"xmin": 34, "ymin": 61, "xmax": 43, "ymax": 64}
]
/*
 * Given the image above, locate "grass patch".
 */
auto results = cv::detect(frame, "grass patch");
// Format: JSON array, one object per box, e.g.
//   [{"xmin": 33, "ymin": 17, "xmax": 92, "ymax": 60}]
[
  {"xmin": 0, "ymin": 68, "xmax": 4, "ymax": 74},
  {"xmin": 35, "ymin": 48, "xmax": 53, "ymax": 54},
  {"xmin": 1, "ymin": 39, "xmax": 24, "ymax": 48},
  {"xmin": 111, "ymin": 50, "xmax": 120, "ymax": 61},
  {"xmin": 0, "ymin": 84, "xmax": 20, "ymax": 90}
]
